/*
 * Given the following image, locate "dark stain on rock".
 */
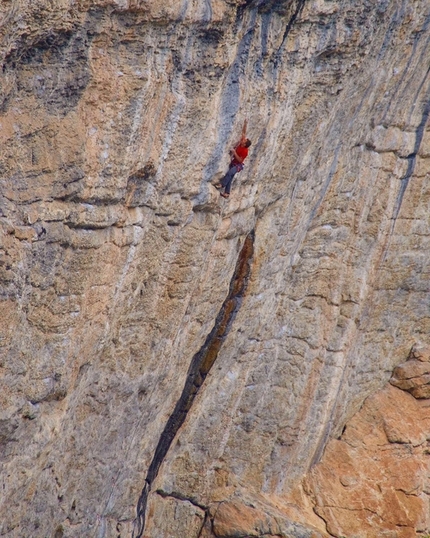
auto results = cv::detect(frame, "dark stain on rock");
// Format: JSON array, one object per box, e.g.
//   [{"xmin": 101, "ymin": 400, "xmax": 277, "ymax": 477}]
[
  {"xmin": 197, "ymin": 27, "xmax": 225, "ymax": 45},
  {"xmin": 126, "ymin": 163, "xmax": 157, "ymax": 207},
  {"xmin": 2, "ymin": 26, "xmax": 91, "ymax": 116},
  {"xmin": 132, "ymin": 230, "xmax": 255, "ymax": 538}
]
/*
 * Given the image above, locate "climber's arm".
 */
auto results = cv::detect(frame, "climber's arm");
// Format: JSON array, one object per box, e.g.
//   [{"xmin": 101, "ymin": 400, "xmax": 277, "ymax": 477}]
[
  {"xmin": 232, "ymin": 119, "xmax": 248, "ymax": 149},
  {"xmin": 241, "ymin": 119, "xmax": 247, "ymax": 141}
]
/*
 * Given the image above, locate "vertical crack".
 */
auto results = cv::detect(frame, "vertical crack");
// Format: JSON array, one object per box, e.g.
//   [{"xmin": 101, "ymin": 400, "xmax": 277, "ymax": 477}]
[
  {"xmin": 275, "ymin": 0, "xmax": 306, "ymax": 60},
  {"xmin": 132, "ymin": 230, "xmax": 255, "ymax": 538}
]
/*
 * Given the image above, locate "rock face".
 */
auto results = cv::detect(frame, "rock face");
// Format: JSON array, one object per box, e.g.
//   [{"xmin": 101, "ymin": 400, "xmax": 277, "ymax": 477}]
[
  {"xmin": 0, "ymin": 1, "xmax": 430, "ymax": 537},
  {"xmin": 306, "ymin": 383, "xmax": 430, "ymax": 538}
]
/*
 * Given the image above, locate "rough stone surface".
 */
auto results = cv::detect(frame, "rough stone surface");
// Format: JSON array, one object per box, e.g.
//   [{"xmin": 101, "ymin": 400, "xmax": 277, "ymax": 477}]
[
  {"xmin": 210, "ymin": 498, "xmax": 324, "ymax": 538},
  {"xmin": 305, "ymin": 384, "xmax": 430, "ymax": 538},
  {"xmin": 391, "ymin": 360, "xmax": 430, "ymax": 398},
  {"xmin": 0, "ymin": 0, "xmax": 430, "ymax": 537},
  {"xmin": 391, "ymin": 344, "xmax": 430, "ymax": 398},
  {"xmin": 143, "ymin": 493, "xmax": 205, "ymax": 538},
  {"xmin": 408, "ymin": 343, "xmax": 430, "ymax": 363}
]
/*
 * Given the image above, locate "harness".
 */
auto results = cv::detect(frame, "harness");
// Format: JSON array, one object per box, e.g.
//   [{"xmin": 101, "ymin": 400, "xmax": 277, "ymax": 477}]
[{"xmin": 231, "ymin": 162, "xmax": 244, "ymax": 173}]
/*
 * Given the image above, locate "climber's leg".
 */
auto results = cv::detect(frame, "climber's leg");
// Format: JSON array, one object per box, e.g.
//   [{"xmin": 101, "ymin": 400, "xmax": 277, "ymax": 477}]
[
  {"xmin": 223, "ymin": 172, "xmax": 236, "ymax": 194},
  {"xmin": 222, "ymin": 166, "xmax": 237, "ymax": 194}
]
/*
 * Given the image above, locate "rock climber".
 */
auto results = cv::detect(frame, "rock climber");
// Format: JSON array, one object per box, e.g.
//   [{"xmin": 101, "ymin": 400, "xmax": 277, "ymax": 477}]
[{"xmin": 215, "ymin": 120, "xmax": 251, "ymax": 199}]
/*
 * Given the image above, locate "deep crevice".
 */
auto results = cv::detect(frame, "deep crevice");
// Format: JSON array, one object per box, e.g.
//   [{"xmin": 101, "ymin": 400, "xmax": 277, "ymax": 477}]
[
  {"xmin": 280, "ymin": 0, "xmax": 306, "ymax": 44},
  {"xmin": 275, "ymin": 0, "xmax": 307, "ymax": 60},
  {"xmin": 156, "ymin": 489, "xmax": 208, "ymax": 512},
  {"xmin": 132, "ymin": 230, "xmax": 255, "ymax": 538}
]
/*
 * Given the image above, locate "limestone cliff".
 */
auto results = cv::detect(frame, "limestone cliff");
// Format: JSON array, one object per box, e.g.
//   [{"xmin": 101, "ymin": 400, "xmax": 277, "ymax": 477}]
[{"xmin": 1, "ymin": 1, "xmax": 430, "ymax": 537}]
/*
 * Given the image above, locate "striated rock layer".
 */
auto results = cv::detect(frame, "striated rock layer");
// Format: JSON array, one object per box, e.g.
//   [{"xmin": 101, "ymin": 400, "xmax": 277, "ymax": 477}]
[{"xmin": 0, "ymin": 0, "xmax": 430, "ymax": 536}]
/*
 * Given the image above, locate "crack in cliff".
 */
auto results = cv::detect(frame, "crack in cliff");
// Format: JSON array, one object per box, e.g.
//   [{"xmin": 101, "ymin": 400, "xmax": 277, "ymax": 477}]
[
  {"xmin": 155, "ymin": 488, "xmax": 216, "ymax": 537},
  {"xmin": 156, "ymin": 488, "xmax": 208, "ymax": 511},
  {"xmin": 132, "ymin": 231, "xmax": 255, "ymax": 538},
  {"xmin": 275, "ymin": 0, "xmax": 306, "ymax": 59}
]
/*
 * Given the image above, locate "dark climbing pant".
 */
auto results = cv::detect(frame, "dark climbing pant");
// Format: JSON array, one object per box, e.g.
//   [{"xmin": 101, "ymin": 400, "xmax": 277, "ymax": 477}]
[{"xmin": 221, "ymin": 164, "xmax": 242, "ymax": 194}]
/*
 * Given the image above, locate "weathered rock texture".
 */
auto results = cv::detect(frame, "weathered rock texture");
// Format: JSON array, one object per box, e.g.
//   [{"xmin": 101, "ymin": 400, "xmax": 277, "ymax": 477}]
[
  {"xmin": 391, "ymin": 343, "xmax": 430, "ymax": 398},
  {"xmin": 305, "ymin": 380, "xmax": 430, "ymax": 538},
  {"xmin": 0, "ymin": 0, "xmax": 430, "ymax": 537}
]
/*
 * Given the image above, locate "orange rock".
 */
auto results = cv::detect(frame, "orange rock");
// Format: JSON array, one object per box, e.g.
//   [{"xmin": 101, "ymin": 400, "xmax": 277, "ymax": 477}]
[
  {"xmin": 306, "ymin": 385, "xmax": 430, "ymax": 537},
  {"xmin": 391, "ymin": 359, "xmax": 430, "ymax": 398},
  {"xmin": 212, "ymin": 500, "xmax": 271, "ymax": 537},
  {"xmin": 392, "ymin": 360, "xmax": 430, "ymax": 380},
  {"xmin": 408, "ymin": 343, "xmax": 430, "ymax": 362}
]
